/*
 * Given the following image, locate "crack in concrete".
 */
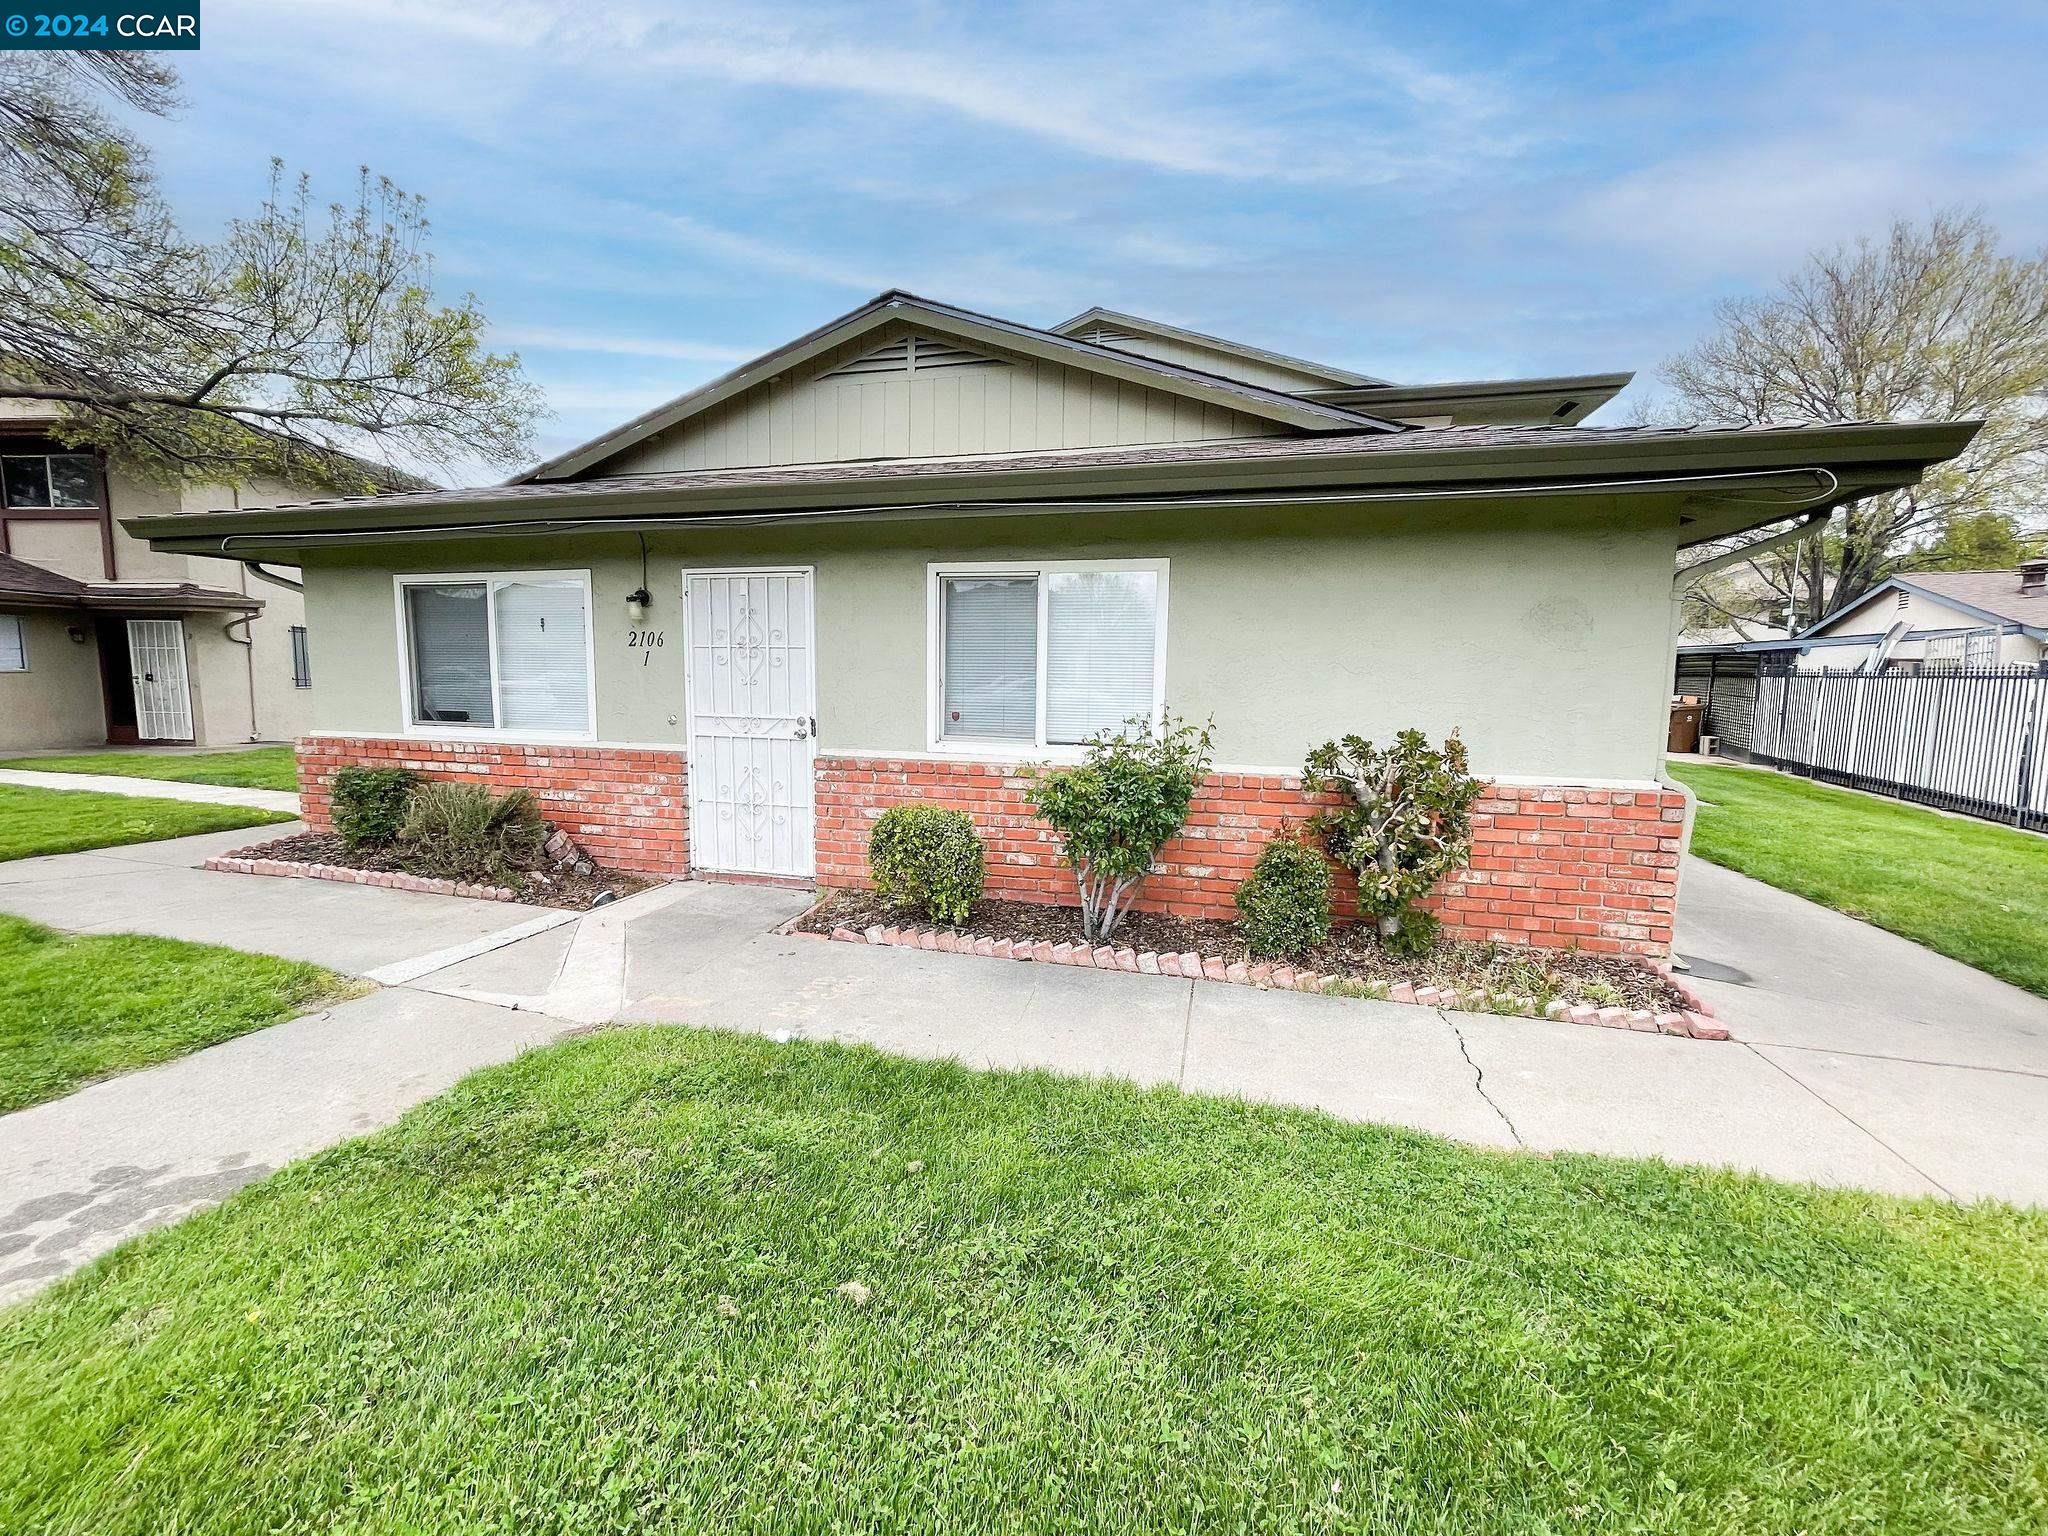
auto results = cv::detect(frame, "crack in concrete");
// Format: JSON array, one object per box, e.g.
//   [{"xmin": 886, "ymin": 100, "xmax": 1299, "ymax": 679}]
[
  {"xmin": 1174, "ymin": 982, "xmax": 1196, "ymax": 1088},
  {"xmin": 1750, "ymin": 1039, "xmax": 2048, "ymax": 1081},
  {"xmin": 1440, "ymin": 1009, "xmax": 1522, "ymax": 1146},
  {"xmin": 1743, "ymin": 1042, "xmax": 1955, "ymax": 1200}
]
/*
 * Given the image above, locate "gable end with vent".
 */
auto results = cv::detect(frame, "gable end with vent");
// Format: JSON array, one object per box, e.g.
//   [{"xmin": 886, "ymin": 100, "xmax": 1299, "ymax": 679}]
[{"xmin": 822, "ymin": 334, "xmax": 1006, "ymax": 380}]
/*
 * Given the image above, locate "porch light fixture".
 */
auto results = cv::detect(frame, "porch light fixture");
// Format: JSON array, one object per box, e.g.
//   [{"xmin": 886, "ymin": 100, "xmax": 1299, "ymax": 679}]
[{"xmin": 625, "ymin": 530, "xmax": 653, "ymax": 622}]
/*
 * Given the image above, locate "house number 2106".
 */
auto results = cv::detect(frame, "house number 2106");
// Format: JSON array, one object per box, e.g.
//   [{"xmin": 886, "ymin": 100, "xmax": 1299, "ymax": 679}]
[{"xmin": 627, "ymin": 630, "xmax": 666, "ymax": 666}]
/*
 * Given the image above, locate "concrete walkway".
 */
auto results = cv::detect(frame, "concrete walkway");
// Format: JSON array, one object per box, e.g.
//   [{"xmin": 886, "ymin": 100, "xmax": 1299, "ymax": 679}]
[
  {"xmin": 0, "ymin": 766, "xmax": 299, "ymax": 814},
  {"xmin": 4, "ymin": 829, "xmax": 2046, "ymax": 1305}
]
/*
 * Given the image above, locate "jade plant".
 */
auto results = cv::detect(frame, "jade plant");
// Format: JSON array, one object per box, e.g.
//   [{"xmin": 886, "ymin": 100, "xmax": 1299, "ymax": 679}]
[{"xmin": 1303, "ymin": 729, "xmax": 1485, "ymax": 957}]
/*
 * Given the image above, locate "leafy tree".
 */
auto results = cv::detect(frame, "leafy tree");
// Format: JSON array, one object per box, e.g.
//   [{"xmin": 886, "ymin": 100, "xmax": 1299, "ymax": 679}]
[
  {"xmin": 1915, "ymin": 511, "xmax": 2043, "ymax": 573},
  {"xmin": 1304, "ymin": 730, "xmax": 1483, "ymax": 956},
  {"xmin": 0, "ymin": 52, "xmax": 540, "ymax": 489},
  {"xmin": 1666, "ymin": 213, "xmax": 2048, "ymax": 634},
  {"xmin": 1024, "ymin": 713, "xmax": 1212, "ymax": 945}
]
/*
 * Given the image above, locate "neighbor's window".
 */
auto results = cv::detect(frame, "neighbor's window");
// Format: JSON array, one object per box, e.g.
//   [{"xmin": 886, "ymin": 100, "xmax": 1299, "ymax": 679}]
[
  {"xmin": 0, "ymin": 615, "xmax": 25, "ymax": 672},
  {"xmin": 289, "ymin": 624, "xmax": 311, "ymax": 688},
  {"xmin": 1, "ymin": 453, "xmax": 98, "ymax": 510},
  {"xmin": 400, "ymin": 573, "xmax": 592, "ymax": 737},
  {"xmin": 935, "ymin": 562, "xmax": 1164, "ymax": 749}
]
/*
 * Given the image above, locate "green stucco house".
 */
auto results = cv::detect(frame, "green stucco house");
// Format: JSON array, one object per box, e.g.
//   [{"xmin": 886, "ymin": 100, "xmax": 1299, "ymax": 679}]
[{"xmin": 131, "ymin": 293, "xmax": 1977, "ymax": 955}]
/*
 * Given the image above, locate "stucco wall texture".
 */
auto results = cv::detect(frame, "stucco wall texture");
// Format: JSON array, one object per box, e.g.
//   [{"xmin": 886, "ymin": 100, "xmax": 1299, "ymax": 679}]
[{"xmin": 299, "ymin": 496, "xmax": 1680, "ymax": 783}]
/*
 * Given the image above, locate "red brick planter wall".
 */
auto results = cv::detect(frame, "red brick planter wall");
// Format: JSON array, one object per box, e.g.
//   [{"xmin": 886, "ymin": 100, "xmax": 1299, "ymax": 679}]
[
  {"xmin": 814, "ymin": 754, "xmax": 1683, "ymax": 956},
  {"xmin": 292, "ymin": 740, "xmax": 1682, "ymax": 954},
  {"xmin": 295, "ymin": 737, "xmax": 690, "ymax": 877}
]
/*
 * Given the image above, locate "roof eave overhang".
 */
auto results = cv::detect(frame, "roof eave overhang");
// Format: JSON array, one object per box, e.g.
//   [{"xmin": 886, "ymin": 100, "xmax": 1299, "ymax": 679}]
[
  {"xmin": 129, "ymin": 420, "xmax": 1981, "ymax": 558},
  {"xmin": 1, "ymin": 590, "xmax": 261, "ymax": 613},
  {"xmin": 1047, "ymin": 306, "xmax": 1385, "ymax": 387},
  {"xmin": 1305, "ymin": 374, "xmax": 1634, "ymax": 426}
]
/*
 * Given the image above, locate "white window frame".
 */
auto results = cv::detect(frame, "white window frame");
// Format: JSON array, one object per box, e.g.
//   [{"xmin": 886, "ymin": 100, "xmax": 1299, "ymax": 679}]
[
  {"xmin": 392, "ymin": 570, "xmax": 597, "ymax": 744},
  {"xmin": 0, "ymin": 614, "xmax": 26, "ymax": 673},
  {"xmin": 925, "ymin": 557, "xmax": 1169, "ymax": 758}
]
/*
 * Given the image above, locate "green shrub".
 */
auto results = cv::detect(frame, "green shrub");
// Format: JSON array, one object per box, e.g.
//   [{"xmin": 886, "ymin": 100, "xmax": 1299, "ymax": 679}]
[
  {"xmin": 1024, "ymin": 712, "xmax": 1213, "ymax": 944},
  {"xmin": 397, "ymin": 781, "xmax": 548, "ymax": 884},
  {"xmin": 329, "ymin": 766, "xmax": 417, "ymax": 848},
  {"xmin": 1235, "ymin": 837, "xmax": 1333, "ymax": 959},
  {"xmin": 869, "ymin": 804, "xmax": 985, "ymax": 927},
  {"xmin": 1381, "ymin": 909, "xmax": 1440, "ymax": 960},
  {"xmin": 1304, "ymin": 729, "xmax": 1485, "ymax": 953}
]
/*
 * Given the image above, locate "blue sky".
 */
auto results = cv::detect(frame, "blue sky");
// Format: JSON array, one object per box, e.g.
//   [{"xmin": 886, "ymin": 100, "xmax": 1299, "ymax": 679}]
[{"xmin": 146, "ymin": 0, "xmax": 2048, "ymax": 472}]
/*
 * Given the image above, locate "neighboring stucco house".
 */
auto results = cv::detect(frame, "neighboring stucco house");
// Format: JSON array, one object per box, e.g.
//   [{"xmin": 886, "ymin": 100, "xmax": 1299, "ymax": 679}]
[
  {"xmin": 1780, "ymin": 565, "xmax": 2047, "ymax": 672},
  {"xmin": 1, "ymin": 402, "xmax": 328, "ymax": 751},
  {"xmin": 1675, "ymin": 561, "xmax": 2047, "ymax": 755},
  {"xmin": 132, "ymin": 292, "xmax": 1977, "ymax": 956}
]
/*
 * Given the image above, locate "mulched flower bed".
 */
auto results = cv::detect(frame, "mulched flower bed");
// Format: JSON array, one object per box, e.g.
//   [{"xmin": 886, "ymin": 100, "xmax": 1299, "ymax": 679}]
[
  {"xmin": 220, "ymin": 832, "xmax": 653, "ymax": 911},
  {"xmin": 799, "ymin": 888, "xmax": 1688, "ymax": 1014}
]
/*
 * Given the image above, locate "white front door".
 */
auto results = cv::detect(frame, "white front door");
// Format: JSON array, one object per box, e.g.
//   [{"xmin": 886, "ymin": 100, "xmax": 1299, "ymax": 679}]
[
  {"xmin": 684, "ymin": 569, "xmax": 816, "ymax": 876},
  {"xmin": 126, "ymin": 618, "xmax": 194, "ymax": 741}
]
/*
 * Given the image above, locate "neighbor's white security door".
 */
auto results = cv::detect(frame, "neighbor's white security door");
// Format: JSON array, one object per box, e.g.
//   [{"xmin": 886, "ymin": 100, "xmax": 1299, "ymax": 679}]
[
  {"xmin": 126, "ymin": 618, "xmax": 194, "ymax": 742},
  {"xmin": 684, "ymin": 569, "xmax": 816, "ymax": 876}
]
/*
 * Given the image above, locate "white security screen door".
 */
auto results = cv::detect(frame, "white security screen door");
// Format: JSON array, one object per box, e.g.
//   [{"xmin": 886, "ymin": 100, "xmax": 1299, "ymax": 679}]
[
  {"xmin": 126, "ymin": 618, "xmax": 193, "ymax": 741},
  {"xmin": 685, "ymin": 569, "xmax": 816, "ymax": 876}
]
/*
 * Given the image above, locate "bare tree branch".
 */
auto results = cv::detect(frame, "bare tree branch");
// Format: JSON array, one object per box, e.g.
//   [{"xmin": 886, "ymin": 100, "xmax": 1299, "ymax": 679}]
[
  {"xmin": 0, "ymin": 55, "xmax": 542, "ymax": 491},
  {"xmin": 1663, "ymin": 212, "xmax": 2048, "ymax": 631}
]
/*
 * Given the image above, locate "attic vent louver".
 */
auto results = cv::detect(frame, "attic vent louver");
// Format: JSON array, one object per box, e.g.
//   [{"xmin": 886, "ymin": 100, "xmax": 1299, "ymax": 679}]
[
  {"xmin": 1077, "ymin": 327, "xmax": 1141, "ymax": 346},
  {"xmin": 824, "ymin": 334, "xmax": 1003, "ymax": 379}
]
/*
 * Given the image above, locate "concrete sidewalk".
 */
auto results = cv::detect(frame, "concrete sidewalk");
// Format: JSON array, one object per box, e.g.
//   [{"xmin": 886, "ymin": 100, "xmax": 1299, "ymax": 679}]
[
  {"xmin": 0, "ymin": 826, "xmax": 600, "ymax": 1304},
  {"xmin": 0, "ymin": 988, "xmax": 569, "ymax": 1304},
  {"xmin": 0, "ymin": 824, "xmax": 568, "ymax": 974},
  {"xmin": 5, "ymin": 831, "xmax": 2046, "ymax": 1307},
  {"xmin": 0, "ymin": 766, "xmax": 299, "ymax": 814},
  {"xmin": 420, "ymin": 867, "xmax": 2048, "ymax": 1204}
]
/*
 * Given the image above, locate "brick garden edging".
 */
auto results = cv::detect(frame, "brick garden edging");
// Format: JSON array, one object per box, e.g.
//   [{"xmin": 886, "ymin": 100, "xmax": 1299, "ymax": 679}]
[
  {"xmin": 822, "ymin": 920, "xmax": 1731, "ymax": 1041},
  {"xmin": 203, "ymin": 854, "xmax": 519, "ymax": 903}
]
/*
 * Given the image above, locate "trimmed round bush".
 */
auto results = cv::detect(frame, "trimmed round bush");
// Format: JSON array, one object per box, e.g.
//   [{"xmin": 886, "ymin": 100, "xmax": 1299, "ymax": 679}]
[
  {"xmin": 329, "ymin": 766, "xmax": 417, "ymax": 848},
  {"xmin": 869, "ymin": 804, "xmax": 985, "ymax": 927},
  {"xmin": 1235, "ymin": 837, "xmax": 1333, "ymax": 959}
]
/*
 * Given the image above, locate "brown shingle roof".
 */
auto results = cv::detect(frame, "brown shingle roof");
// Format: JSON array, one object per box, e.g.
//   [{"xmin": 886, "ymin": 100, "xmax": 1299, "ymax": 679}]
[
  {"xmin": 1902, "ymin": 570, "xmax": 2048, "ymax": 630},
  {"xmin": 199, "ymin": 419, "xmax": 1920, "ymax": 517},
  {"xmin": 0, "ymin": 553, "xmax": 85, "ymax": 601},
  {"xmin": 0, "ymin": 553, "xmax": 259, "ymax": 613}
]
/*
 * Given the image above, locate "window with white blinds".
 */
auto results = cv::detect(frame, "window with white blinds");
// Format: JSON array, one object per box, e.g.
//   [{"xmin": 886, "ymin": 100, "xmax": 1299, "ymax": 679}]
[
  {"xmin": 400, "ymin": 571, "xmax": 593, "ymax": 739},
  {"xmin": 0, "ymin": 615, "xmax": 25, "ymax": 672},
  {"xmin": 942, "ymin": 577, "xmax": 1038, "ymax": 740},
  {"xmin": 1045, "ymin": 571, "xmax": 1157, "ymax": 743},
  {"xmin": 495, "ymin": 579, "xmax": 591, "ymax": 734},
  {"xmin": 934, "ymin": 562, "xmax": 1166, "ymax": 750}
]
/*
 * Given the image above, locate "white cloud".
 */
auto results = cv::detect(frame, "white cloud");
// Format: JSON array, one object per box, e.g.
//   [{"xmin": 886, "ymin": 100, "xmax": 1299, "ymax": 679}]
[
  {"xmin": 278, "ymin": 0, "xmax": 1520, "ymax": 185},
  {"xmin": 492, "ymin": 324, "xmax": 757, "ymax": 363},
  {"xmin": 655, "ymin": 214, "xmax": 888, "ymax": 292}
]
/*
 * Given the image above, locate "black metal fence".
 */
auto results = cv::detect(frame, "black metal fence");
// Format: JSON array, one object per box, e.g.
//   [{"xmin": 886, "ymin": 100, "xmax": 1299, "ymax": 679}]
[{"xmin": 1752, "ymin": 665, "xmax": 2048, "ymax": 830}]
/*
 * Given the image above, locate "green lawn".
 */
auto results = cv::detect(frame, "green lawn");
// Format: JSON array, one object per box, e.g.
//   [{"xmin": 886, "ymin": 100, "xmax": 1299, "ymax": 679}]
[
  {"xmin": 4, "ymin": 1027, "xmax": 2043, "ymax": 1534},
  {"xmin": 0, "ymin": 745, "xmax": 298, "ymax": 792},
  {"xmin": 1670, "ymin": 761, "xmax": 2048, "ymax": 997},
  {"xmin": 0, "ymin": 916, "xmax": 358, "ymax": 1113},
  {"xmin": 0, "ymin": 784, "xmax": 293, "ymax": 863}
]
